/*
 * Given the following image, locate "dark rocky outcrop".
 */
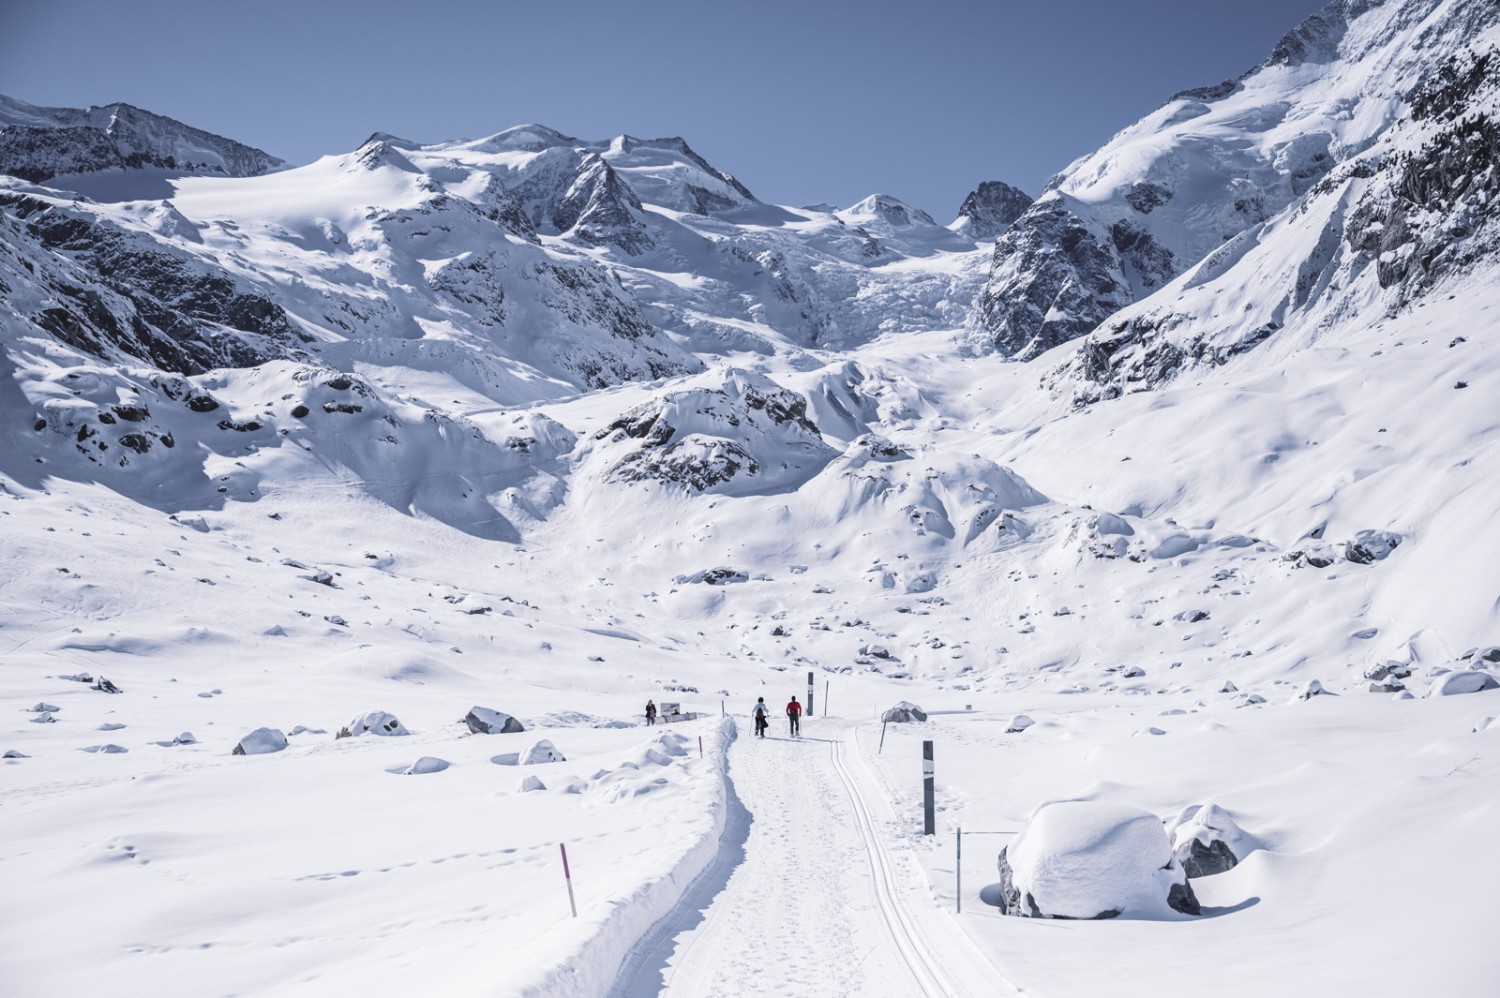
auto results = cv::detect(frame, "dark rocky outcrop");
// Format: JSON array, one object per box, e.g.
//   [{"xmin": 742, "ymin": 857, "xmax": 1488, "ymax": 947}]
[{"xmin": 954, "ymin": 181, "xmax": 1033, "ymax": 240}]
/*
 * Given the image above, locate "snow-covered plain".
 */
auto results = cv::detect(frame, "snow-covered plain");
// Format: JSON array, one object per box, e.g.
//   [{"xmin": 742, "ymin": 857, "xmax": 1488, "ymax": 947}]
[{"xmin": 4, "ymin": 1, "xmax": 1500, "ymax": 995}]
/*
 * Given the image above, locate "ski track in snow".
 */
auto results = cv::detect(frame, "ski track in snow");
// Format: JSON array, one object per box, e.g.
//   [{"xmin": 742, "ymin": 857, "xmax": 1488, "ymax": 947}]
[{"xmin": 612, "ymin": 718, "xmax": 1015, "ymax": 997}]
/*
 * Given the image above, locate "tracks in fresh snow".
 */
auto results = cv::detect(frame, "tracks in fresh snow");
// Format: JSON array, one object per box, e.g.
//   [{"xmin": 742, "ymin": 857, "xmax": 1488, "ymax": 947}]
[
  {"xmin": 610, "ymin": 719, "xmax": 1014, "ymax": 997},
  {"xmin": 826, "ymin": 733, "xmax": 950, "ymax": 996}
]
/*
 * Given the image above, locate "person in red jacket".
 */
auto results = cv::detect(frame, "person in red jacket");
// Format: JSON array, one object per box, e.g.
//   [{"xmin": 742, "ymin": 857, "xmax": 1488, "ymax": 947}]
[{"xmin": 786, "ymin": 695, "xmax": 802, "ymax": 737}]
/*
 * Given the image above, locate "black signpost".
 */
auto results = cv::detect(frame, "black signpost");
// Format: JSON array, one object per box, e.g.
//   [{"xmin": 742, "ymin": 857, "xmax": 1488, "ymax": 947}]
[{"xmin": 923, "ymin": 740, "xmax": 935, "ymax": 835}]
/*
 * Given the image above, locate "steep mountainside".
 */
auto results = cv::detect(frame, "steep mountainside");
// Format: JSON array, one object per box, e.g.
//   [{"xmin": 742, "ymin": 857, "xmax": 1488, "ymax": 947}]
[{"xmin": 977, "ymin": 0, "xmax": 1499, "ymax": 362}]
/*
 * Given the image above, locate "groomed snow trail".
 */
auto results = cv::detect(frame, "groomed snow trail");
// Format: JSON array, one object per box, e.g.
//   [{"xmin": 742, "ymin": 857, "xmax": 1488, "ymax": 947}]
[{"xmin": 611, "ymin": 719, "xmax": 1016, "ymax": 997}]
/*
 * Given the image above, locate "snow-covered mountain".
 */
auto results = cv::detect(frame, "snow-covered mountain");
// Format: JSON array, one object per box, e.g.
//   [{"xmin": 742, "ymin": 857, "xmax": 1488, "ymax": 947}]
[
  {"xmin": 3, "ymin": 2, "xmax": 1499, "ymax": 995},
  {"xmin": 0, "ymin": 94, "xmax": 284, "ymax": 183},
  {"xmin": 977, "ymin": 0, "xmax": 1499, "ymax": 365}
]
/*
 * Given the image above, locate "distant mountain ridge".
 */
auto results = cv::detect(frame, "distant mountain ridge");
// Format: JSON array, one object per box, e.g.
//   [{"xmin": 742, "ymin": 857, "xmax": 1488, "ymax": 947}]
[{"xmin": 0, "ymin": 94, "xmax": 284, "ymax": 182}]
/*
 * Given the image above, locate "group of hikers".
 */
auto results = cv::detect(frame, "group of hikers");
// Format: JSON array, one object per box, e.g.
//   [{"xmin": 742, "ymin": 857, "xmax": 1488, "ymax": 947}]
[
  {"xmin": 751, "ymin": 695, "xmax": 801, "ymax": 738},
  {"xmin": 644, "ymin": 695, "xmax": 803, "ymax": 737}
]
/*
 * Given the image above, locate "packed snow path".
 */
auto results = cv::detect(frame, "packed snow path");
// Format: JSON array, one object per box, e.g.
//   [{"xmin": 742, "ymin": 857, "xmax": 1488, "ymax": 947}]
[{"xmin": 611, "ymin": 719, "xmax": 1015, "ymax": 997}]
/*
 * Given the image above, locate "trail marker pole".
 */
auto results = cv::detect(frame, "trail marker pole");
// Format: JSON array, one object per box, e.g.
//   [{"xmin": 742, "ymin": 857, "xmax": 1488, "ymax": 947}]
[
  {"xmin": 824, "ymin": 680, "xmax": 829, "ymax": 717},
  {"xmin": 879, "ymin": 720, "xmax": 888, "ymax": 754},
  {"xmin": 922, "ymin": 740, "xmax": 935, "ymax": 836},
  {"xmin": 956, "ymin": 826, "xmax": 963, "ymax": 913},
  {"xmin": 807, "ymin": 671, "xmax": 814, "ymax": 716},
  {"xmin": 698, "ymin": 735, "xmax": 703, "ymax": 758},
  {"xmin": 720, "ymin": 699, "xmax": 725, "ymax": 717},
  {"xmin": 559, "ymin": 843, "xmax": 578, "ymax": 918}
]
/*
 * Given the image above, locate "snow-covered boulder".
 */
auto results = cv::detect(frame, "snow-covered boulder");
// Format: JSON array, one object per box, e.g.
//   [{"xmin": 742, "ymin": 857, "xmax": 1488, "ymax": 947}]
[
  {"xmin": 233, "ymin": 728, "xmax": 288, "ymax": 756},
  {"xmin": 1005, "ymin": 714, "xmax": 1035, "ymax": 733},
  {"xmin": 520, "ymin": 739, "xmax": 566, "ymax": 764},
  {"xmin": 1344, "ymin": 529, "xmax": 1402, "ymax": 564},
  {"xmin": 394, "ymin": 756, "xmax": 450, "ymax": 775},
  {"xmin": 1430, "ymin": 671, "xmax": 1500, "ymax": 697},
  {"xmin": 1093, "ymin": 512, "xmax": 1135, "ymax": 536},
  {"xmin": 881, "ymin": 701, "xmax": 927, "ymax": 723},
  {"xmin": 518, "ymin": 774, "xmax": 547, "ymax": 792},
  {"xmin": 1294, "ymin": 680, "xmax": 1330, "ymax": 701},
  {"xmin": 341, "ymin": 711, "xmax": 409, "ymax": 737},
  {"xmin": 997, "ymin": 801, "xmax": 1199, "ymax": 919},
  {"xmin": 465, "ymin": 707, "xmax": 524, "ymax": 735},
  {"xmin": 1167, "ymin": 803, "xmax": 1257, "ymax": 878}
]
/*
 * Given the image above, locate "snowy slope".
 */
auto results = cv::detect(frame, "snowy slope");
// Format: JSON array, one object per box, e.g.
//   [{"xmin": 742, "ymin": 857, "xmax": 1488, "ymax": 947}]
[{"xmin": 3, "ymin": 1, "xmax": 1500, "ymax": 995}]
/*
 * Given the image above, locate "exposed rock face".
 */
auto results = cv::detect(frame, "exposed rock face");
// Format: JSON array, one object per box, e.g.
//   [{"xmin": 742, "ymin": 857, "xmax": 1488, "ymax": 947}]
[
  {"xmin": 953, "ymin": 180, "xmax": 1033, "ymax": 240},
  {"xmin": 0, "ymin": 192, "xmax": 303, "ymax": 374},
  {"xmin": 977, "ymin": 198, "xmax": 1135, "ymax": 360},
  {"xmin": 0, "ymin": 95, "xmax": 284, "ymax": 183}
]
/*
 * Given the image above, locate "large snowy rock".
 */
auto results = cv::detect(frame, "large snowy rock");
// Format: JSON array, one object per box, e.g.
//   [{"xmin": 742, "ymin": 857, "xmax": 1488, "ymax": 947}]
[
  {"xmin": 881, "ymin": 701, "xmax": 927, "ymax": 723},
  {"xmin": 520, "ymin": 739, "xmax": 566, "ymax": 764},
  {"xmin": 342, "ymin": 711, "xmax": 410, "ymax": 737},
  {"xmin": 997, "ymin": 801, "xmax": 1199, "ymax": 918},
  {"xmin": 465, "ymin": 707, "xmax": 525, "ymax": 735},
  {"xmin": 1166, "ymin": 803, "xmax": 1257, "ymax": 877},
  {"xmin": 233, "ymin": 728, "xmax": 289, "ymax": 756},
  {"xmin": 1430, "ymin": 671, "xmax": 1500, "ymax": 697}
]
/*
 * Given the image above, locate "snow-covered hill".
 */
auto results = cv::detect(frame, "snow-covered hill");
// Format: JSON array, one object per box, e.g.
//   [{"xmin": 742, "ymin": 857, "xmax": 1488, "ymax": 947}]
[{"xmin": 2, "ymin": 1, "xmax": 1498, "ymax": 995}]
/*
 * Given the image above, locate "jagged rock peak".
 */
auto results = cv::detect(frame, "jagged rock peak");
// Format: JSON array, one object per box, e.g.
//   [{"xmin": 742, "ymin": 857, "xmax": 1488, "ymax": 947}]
[
  {"xmin": 0, "ymin": 93, "xmax": 284, "ymax": 183},
  {"xmin": 952, "ymin": 181, "xmax": 1033, "ymax": 240}
]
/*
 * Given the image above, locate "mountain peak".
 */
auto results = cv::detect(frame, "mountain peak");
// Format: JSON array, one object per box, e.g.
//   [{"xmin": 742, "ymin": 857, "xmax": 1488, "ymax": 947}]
[
  {"xmin": 952, "ymin": 181, "xmax": 1033, "ymax": 240},
  {"xmin": 839, "ymin": 194, "xmax": 936, "ymax": 228}
]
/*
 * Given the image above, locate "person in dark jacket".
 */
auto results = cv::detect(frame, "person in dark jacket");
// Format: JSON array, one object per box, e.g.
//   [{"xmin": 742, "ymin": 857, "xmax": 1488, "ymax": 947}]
[
  {"xmin": 645, "ymin": 700, "xmax": 657, "ymax": 726},
  {"xmin": 786, "ymin": 695, "xmax": 802, "ymax": 737},
  {"xmin": 752, "ymin": 697, "xmax": 769, "ymax": 737}
]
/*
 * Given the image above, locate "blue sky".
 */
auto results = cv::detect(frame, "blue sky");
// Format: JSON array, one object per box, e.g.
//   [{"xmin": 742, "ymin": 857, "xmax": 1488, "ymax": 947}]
[{"xmin": 0, "ymin": 0, "xmax": 1323, "ymax": 217}]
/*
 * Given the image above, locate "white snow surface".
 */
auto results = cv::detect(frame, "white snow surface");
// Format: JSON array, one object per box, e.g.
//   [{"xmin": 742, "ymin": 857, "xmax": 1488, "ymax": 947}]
[{"xmin": 3, "ymin": 1, "xmax": 1500, "ymax": 995}]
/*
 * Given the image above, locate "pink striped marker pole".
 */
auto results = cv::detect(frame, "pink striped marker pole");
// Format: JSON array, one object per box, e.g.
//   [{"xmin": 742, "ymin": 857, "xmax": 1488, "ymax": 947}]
[{"xmin": 559, "ymin": 843, "xmax": 578, "ymax": 918}]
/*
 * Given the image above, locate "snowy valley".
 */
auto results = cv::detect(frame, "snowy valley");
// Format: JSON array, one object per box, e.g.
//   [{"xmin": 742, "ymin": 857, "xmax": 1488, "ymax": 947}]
[{"xmin": 2, "ymin": 1, "xmax": 1499, "ymax": 995}]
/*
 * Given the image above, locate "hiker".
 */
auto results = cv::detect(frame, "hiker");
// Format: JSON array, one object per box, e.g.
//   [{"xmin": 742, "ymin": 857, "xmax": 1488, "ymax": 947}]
[
  {"xmin": 752, "ymin": 697, "xmax": 769, "ymax": 738},
  {"xmin": 645, "ymin": 699, "xmax": 657, "ymax": 726},
  {"xmin": 786, "ymin": 695, "xmax": 802, "ymax": 737}
]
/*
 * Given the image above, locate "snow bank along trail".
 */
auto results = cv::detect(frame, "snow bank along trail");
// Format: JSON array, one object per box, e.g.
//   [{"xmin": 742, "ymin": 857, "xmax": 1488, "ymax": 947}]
[{"xmin": 613, "ymin": 717, "xmax": 1016, "ymax": 997}]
